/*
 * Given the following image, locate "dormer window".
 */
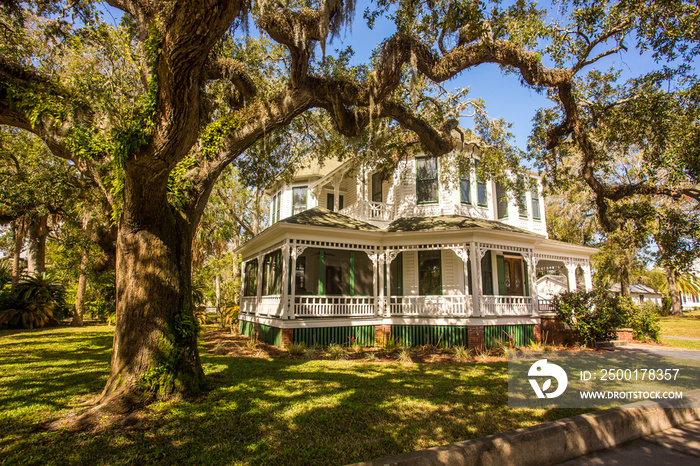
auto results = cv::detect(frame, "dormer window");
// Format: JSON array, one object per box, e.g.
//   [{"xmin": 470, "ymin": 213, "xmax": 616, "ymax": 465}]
[
  {"xmin": 371, "ymin": 172, "xmax": 383, "ymax": 203},
  {"xmin": 460, "ymin": 177, "xmax": 471, "ymax": 204},
  {"xmin": 292, "ymin": 186, "xmax": 307, "ymax": 215},
  {"xmin": 416, "ymin": 157, "xmax": 438, "ymax": 204},
  {"xmin": 531, "ymin": 179, "xmax": 541, "ymax": 220},
  {"xmin": 476, "ymin": 161, "xmax": 487, "ymax": 207},
  {"xmin": 271, "ymin": 192, "xmax": 281, "ymax": 224},
  {"xmin": 496, "ymin": 182, "xmax": 508, "ymax": 218}
]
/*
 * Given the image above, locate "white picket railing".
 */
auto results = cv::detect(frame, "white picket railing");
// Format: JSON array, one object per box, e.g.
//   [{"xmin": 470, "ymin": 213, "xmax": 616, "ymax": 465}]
[
  {"xmin": 388, "ymin": 295, "xmax": 472, "ymax": 317},
  {"xmin": 258, "ymin": 296, "xmax": 283, "ymax": 317},
  {"xmin": 481, "ymin": 296, "xmax": 533, "ymax": 316},
  {"xmin": 293, "ymin": 296, "xmax": 375, "ymax": 317},
  {"xmin": 340, "ymin": 200, "xmax": 394, "ymax": 222}
]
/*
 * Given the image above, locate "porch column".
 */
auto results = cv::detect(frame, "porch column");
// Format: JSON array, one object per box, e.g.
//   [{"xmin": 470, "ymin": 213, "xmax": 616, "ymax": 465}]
[
  {"xmin": 240, "ymin": 259, "xmax": 247, "ymax": 315},
  {"xmin": 582, "ymin": 263, "xmax": 593, "ymax": 292},
  {"xmin": 385, "ymin": 250, "xmax": 397, "ymax": 317},
  {"xmin": 528, "ymin": 253, "xmax": 539, "ymax": 316},
  {"xmin": 376, "ymin": 251, "xmax": 384, "ymax": 316},
  {"xmin": 470, "ymin": 243, "xmax": 482, "ymax": 317},
  {"xmin": 288, "ymin": 244, "xmax": 296, "ymax": 320},
  {"xmin": 255, "ymin": 253, "xmax": 264, "ymax": 316},
  {"xmin": 565, "ymin": 262, "xmax": 578, "ymax": 292},
  {"xmin": 281, "ymin": 241, "xmax": 290, "ymax": 318}
]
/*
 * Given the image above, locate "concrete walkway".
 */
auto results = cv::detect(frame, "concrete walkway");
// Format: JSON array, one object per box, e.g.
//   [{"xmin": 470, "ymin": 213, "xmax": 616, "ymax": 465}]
[
  {"xmin": 614, "ymin": 342, "xmax": 700, "ymax": 361},
  {"xmin": 663, "ymin": 336, "xmax": 700, "ymax": 341},
  {"xmin": 557, "ymin": 420, "xmax": 700, "ymax": 465}
]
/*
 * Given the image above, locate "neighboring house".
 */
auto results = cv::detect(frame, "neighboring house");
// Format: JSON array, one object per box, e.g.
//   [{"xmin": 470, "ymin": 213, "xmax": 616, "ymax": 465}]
[
  {"xmin": 536, "ymin": 274, "xmax": 569, "ymax": 300},
  {"xmin": 681, "ymin": 259, "xmax": 700, "ymax": 310},
  {"xmin": 236, "ymin": 151, "xmax": 596, "ymax": 348},
  {"xmin": 609, "ymin": 283, "xmax": 664, "ymax": 307}
]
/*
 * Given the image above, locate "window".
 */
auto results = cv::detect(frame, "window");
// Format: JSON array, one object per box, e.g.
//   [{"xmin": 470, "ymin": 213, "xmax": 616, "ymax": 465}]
[
  {"xmin": 518, "ymin": 176, "xmax": 528, "ymax": 217},
  {"xmin": 275, "ymin": 192, "xmax": 281, "ymax": 221},
  {"xmin": 416, "ymin": 157, "xmax": 438, "ymax": 204},
  {"xmin": 496, "ymin": 182, "xmax": 508, "ymax": 218},
  {"xmin": 292, "ymin": 186, "xmax": 307, "ymax": 215},
  {"xmin": 389, "ymin": 252, "xmax": 403, "ymax": 296},
  {"xmin": 531, "ymin": 179, "xmax": 541, "ymax": 219},
  {"xmin": 326, "ymin": 193, "xmax": 344, "ymax": 211},
  {"xmin": 476, "ymin": 161, "xmax": 487, "ymax": 206},
  {"xmin": 418, "ymin": 250, "xmax": 442, "ymax": 295},
  {"xmin": 262, "ymin": 250, "xmax": 282, "ymax": 295},
  {"xmin": 371, "ymin": 172, "xmax": 383, "ymax": 203},
  {"xmin": 270, "ymin": 192, "xmax": 281, "ymax": 224},
  {"xmin": 460, "ymin": 177, "xmax": 471, "ymax": 204},
  {"xmin": 243, "ymin": 260, "xmax": 258, "ymax": 296}
]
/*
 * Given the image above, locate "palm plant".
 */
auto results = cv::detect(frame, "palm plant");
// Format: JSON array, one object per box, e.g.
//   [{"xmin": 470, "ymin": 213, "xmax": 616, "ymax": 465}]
[{"xmin": 0, "ymin": 273, "xmax": 65, "ymax": 329}]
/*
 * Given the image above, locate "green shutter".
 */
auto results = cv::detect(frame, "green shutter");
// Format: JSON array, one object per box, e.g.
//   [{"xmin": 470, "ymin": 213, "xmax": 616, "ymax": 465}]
[
  {"xmin": 524, "ymin": 260, "xmax": 529, "ymax": 296},
  {"xmin": 319, "ymin": 249, "xmax": 324, "ymax": 295},
  {"xmin": 497, "ymin": 255, "xmax": 507, "ymax": 296}
]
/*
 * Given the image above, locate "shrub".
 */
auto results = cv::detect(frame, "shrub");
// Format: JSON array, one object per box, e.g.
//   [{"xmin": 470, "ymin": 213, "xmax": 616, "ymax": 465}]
[
  {"xmin": 327, "ymin": 343, "xmax": 348, "ymax": 360},
  {"xmin": 397, "ymin": 347, "xmax": 412, "ymax": 363},
  {"xmin": 553, "ymin": 290, "xmax": 628, "ymax": 344},
  {"xmin": 0, "ymin": 274, "xmax": 65, "ymax": 329},
  {"xmin": 453, "ymin": 345, "xmax": 471, "ymax": 362},
  {"xmin": 627, "ymin": 302, "xmax": 661, "ymax": 342},
  {"xmin": 286, "ymin": 341, "xmax": 306, "ymax": 356}
]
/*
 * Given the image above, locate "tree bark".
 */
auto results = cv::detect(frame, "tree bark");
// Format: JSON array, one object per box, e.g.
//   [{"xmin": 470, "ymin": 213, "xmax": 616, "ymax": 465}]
[
  {"xmin": 666, "ymin": 266, "xmax": 683, "ymax": 317},
  {"xmin": 620, "ymin": 264, "xmax": 631, "ymax": 297},
  {"xmin": 72, "ymin": 216, "xmax": 93, "ymax": 327},
  {"xmin": 27, "ymin": 213, "xmax": 48, "ymax": 276},
  {"xmin": 11, "ymin": 218, "xmax": 25, "ymax": 290},
  {"xmin": 100, "ymin": 170, "xmax": 206, "ymax": 406}
]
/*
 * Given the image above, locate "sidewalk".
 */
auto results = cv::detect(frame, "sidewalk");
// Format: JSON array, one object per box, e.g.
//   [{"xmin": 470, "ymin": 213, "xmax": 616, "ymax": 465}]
[{"xmin": 557, "ymin": 420, "xmax": 700, "ymax": 465}]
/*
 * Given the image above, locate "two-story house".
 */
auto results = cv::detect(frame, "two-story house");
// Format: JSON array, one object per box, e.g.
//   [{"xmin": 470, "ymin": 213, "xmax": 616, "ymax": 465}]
[{"xmin": 235, "ymin": 152, "xmax": 595, "ymax": 349}]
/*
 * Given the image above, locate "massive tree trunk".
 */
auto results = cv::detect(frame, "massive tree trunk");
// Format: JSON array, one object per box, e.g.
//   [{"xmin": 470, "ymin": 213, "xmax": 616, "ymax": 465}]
[
  {"xmin": 665, "ymin": 266, "xmax": 683, "ymax": 317},
  {"xmin": 620, "ymin": 264, "xmax": 631, "ymax": 297},
  {"xmin": 100, "ymin": 170, "xmax": 206, "ymax": 406},
  {"xmin": 27, "ymin": 213, "xmax": 48, "ymax": 276},
  {"xmin": 72, "ymin": 216, "xmax": 93, "ymax": 327}
]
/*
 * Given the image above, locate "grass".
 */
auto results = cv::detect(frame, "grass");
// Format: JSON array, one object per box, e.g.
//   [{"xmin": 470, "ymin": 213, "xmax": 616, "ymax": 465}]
[
  {"xmin": 659, "ymin": 311, "xmax": 700, "ymax": 349},
  {"xmin": 0, "ymin": 324, "xmax": 591, "ymax": 465}
]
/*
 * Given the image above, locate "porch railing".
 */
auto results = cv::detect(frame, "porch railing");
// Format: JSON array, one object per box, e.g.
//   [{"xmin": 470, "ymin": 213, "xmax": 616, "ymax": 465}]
[
  {"xmin": 388, "ymin": 295, "xmax": 472, "ymax": 317},
  {"xmin": 259, "ymin": 296, "xmax": 283, "ymax": 317},
  {"xmin": 481, "ymin": 296, "xmax": 533, "ymax": 316},
  {"xmin": 293, "ymin": 296, "xmax": 375, "ymax": 317}
]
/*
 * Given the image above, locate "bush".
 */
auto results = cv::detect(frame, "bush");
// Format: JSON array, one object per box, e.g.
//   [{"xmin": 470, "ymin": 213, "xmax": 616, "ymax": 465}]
[
  {"xmin": 0, "ymin": 274, "xmax": 65, "ymax": 329},
  {"xmin": 553, "ymin": 290, "xmax": 628, "ymax": 344},
  {"xmin": 327, "ymin": 343, "xmax": 348, "ymax": 360},
  {"xmin": 627, "ymin": 302, "xmax": 661, "ymax": 342},
  {"xmin": 286, "ymin": 341, "xmax": 306, "ymax": 356}
]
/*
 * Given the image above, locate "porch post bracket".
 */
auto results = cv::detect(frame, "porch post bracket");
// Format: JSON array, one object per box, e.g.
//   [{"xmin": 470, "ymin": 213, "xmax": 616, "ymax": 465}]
[
  {"xmin": 385, "ymin": 250, "xmax": 399, "ymax": 264},
  {"xmin": 293, "ymin": 246, "xmax": 307, "ymax": 259},
  {"xmin": 450, "ymin": 246, "xmax": 469, "ymax": 263},
  {"xmin": 477, "ymin": 246, "xmax": 489, "ymax": 260}
]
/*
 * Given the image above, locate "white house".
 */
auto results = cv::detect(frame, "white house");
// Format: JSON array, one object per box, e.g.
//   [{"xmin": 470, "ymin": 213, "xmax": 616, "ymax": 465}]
[
  {"xmin": 681, "ymin": 259, "xmax": 700, "ymax": 310},
  {"xmin": 609, "ymin": 283, "xmax": 663, "ymax": 307},
  {"xmin": 236, "ymin": 151, "xmax": 596, "ymax": 349}
]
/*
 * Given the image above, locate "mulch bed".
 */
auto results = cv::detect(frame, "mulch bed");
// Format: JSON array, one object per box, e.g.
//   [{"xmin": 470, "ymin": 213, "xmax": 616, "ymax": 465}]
[{"xmin": 202, "ymin": 327, "xmax": 596, "ymax": 364}]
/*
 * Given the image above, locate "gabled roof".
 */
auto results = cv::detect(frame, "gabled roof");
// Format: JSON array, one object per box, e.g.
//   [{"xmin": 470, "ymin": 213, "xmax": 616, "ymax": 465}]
[
  {"xmin": 278, "ymin": 207, "xmax": 380, "ymax": 231},
  {"xmin": 386, "ymin": 215, "xmax": 541, "ymax": 235},
  {"xmin": 537, "ymin": 274, "xmax": 568, "ymax": 286},
  {"xmin": 609, "ymin": 283, "xmax": 662, "ymax": 295}
]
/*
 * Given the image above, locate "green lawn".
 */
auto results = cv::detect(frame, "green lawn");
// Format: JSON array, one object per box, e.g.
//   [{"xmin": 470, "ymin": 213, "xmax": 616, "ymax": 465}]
[
  {"xmin": 0, "ymin": 325, "xmax": 588, "ymax": 465},
  {"xmin": 659, "ymin": 311, "xmax": 700, "ymax": 350}
]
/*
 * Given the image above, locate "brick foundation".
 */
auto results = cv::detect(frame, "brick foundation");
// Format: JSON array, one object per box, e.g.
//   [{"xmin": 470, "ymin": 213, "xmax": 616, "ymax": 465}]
[
  {"xmin": 617, "ymin": 328, "xmax": 634, "ymax": 342},
  {"xmin": 281, "ymin": 328, "xmax": 294, "ymax": 348},
  {"xmin": 374, "ymin": 325, "xmax": 391, "ymax": 347},
  {"xmin": 467, "ymin": 326, "xmax": 485, "ymax": 351}
]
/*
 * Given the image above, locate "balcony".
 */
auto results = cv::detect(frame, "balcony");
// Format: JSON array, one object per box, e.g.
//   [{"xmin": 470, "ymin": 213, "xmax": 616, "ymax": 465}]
[{"xmin": 339, "ymin": 200, "xmax": 394, "ymax": 223}]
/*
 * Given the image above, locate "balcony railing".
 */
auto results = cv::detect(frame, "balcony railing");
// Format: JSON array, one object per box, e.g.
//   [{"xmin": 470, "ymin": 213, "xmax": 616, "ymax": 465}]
[
  {"xmin": 481, "ymin": 296, "xmax": 533, "ymax": 316},
  {"xmin": 388, "ymin": 295, "xmax": 472, "ymax": 317},
  {"xmin": 340, "ymin": 200, "xmax": 394, "ymax": 222},
  {"xmin": 293, "ymin": 296, "xmax": 375, "ymax": 317}
]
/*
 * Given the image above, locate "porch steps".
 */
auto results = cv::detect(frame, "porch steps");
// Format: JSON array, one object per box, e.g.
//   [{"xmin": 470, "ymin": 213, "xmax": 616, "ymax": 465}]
[{"xmin": 595, "ymin": 340, "xmax": 629, "ymax": 349}]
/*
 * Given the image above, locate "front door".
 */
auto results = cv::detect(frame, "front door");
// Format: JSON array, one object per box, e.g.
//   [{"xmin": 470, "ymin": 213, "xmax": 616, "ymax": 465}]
[{"xmin": 504, "ymin": 257, "xmax": 524, "ymax": 296}]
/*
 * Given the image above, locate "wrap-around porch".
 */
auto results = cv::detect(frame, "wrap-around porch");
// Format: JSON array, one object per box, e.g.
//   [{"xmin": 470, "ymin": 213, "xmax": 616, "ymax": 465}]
[{"xmin": 240, "ymin": 238, "xmax": 591, "ymax": 321}]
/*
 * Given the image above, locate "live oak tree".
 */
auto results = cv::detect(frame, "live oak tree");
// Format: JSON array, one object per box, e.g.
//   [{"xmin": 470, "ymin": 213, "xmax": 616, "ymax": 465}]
[{"xmin": 1, "ymin": 0, "xmax": 693, "ymax": 411}]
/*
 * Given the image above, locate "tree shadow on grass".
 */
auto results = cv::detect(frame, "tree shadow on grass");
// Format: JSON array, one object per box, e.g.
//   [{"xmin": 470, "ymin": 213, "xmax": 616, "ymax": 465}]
[{"xmin": 0, "ymin": 349, "xmax": 592, "ymax": 466}]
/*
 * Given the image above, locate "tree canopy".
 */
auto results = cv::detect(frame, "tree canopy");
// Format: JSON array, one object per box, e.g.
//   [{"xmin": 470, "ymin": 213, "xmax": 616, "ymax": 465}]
[{"xmin": 1, "ymin": 0, "xmax": 698, "ymax": 413}]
